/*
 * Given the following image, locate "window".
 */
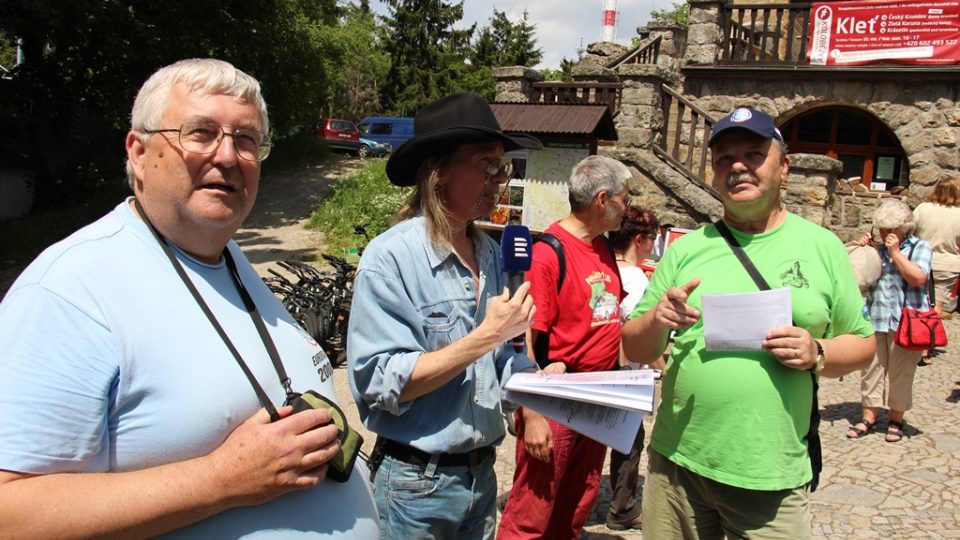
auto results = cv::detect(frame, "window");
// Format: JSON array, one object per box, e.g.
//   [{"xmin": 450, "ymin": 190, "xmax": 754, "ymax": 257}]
[{"xmin": 780, "ymin": 106, "xmax": 907, "ymax": 191}]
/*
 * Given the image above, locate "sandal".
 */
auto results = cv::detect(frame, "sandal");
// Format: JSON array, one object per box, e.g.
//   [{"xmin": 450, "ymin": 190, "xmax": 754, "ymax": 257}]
[
  {"xmin": 885, "ymin": 420, "xmax": 904, "ymax": 443},
  {"xmin": 846, "ymin": 420, "xmax": 876, "ymax": 439}
]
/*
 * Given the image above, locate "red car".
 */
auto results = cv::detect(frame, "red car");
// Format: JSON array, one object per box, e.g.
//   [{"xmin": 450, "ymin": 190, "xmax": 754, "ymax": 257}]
[{"xmin": 317, "ymin": 118, "xmax": 360, "ymax": 155}]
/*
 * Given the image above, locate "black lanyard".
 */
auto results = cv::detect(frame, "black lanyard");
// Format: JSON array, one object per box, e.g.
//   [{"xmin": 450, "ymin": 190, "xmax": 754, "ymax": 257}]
[{"xmin": 133, "ymin": 199, "xmax": 295, "ymax": 420}]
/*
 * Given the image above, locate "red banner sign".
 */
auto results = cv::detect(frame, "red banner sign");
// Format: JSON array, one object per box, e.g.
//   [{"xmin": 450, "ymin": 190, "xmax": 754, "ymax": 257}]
[{"xmin": 808, "ymin": 0, "xmax": 960, "ymax": 65}]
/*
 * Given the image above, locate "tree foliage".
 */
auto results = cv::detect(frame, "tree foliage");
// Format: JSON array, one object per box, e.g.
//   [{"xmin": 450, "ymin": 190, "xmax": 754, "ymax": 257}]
[
  {"xmin": 379, "ymin": 0, "xmax": 474, "ymax": 116},
  {"xmin": 650, "ymin": 2, "xmax": 690, "ymax": 24},
  {"xmin": 472, "ymin": 10, "xmax": 542, "ymax": 69},
  {"xmin": 0, "ymin": 0, "xmax": 338, "ymax": 208},
  {"xmin": 321, "ymin": 4, "xmax": 390, "ymax": 120},
  {"xmin": 0, "ymin": 0, "xmax": 549, "ymax": 212},
  {"xmin": 541, "ymin": 57, "xmax": 577, "ymax": 82}
]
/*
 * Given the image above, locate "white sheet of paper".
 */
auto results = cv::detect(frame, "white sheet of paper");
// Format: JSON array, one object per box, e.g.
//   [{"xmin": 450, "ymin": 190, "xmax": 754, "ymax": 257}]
[
  {"xmin": 701, "ymin": 288, "xmax": 792, "ymax": 351},
  {"xmin": 505, "ymin": 370, "xmax": 655, "ymax": 412},
  {"xmin": 504, "ymin": 390, "xmax": 644, "ymax": 453}
]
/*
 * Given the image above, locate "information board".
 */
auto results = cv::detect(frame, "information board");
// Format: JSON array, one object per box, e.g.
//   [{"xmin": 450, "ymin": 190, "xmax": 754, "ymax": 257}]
[{"xmin": 808, "ymin": 0, "xmax": 960, "ymax": 65}]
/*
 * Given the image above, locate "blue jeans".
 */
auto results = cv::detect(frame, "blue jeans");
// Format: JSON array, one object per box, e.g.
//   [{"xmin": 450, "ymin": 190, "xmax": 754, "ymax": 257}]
[{"xmin": 373, "ymin": 453, "xmax": 497, "ymax": 540}]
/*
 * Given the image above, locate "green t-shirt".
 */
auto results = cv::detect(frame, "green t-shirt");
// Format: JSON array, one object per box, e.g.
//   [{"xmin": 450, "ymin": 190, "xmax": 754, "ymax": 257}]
[{"xmin": 632, "ymin": 213, "xmax": 873, "ymax": 490}]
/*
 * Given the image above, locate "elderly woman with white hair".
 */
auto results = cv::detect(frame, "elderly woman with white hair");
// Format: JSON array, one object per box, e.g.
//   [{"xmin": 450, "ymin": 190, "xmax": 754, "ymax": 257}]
[{"xmin": 848, "ymin": 199, "xmax": 932, "ymax": 443}]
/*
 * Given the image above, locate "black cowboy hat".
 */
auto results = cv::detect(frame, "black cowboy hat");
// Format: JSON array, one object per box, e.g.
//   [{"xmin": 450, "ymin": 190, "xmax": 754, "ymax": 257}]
[{"xmin": 386, "ymin": 92, "xmax": 543, "ymax": 186}]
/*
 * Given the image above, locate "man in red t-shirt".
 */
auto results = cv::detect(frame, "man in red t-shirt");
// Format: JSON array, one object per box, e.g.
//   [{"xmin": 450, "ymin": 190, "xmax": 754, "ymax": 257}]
[{"xmin": 498, "ymin": 155, "xmax": 630, "ymax": 540}]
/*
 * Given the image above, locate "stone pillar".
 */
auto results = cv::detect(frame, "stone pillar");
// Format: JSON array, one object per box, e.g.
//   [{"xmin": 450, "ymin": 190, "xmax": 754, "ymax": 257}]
[
  {"xmin": 615, "ymin": 65, "xmax": 682, "ymax": 149},
  {"xmin": 686, "ymin": 0, "xmax": 724, "ymax": 66},
  {"xmin": 493, "ymin": 66, "xmax": 543, "ymax": 103},
  {"xmin": 642, "ymin": 19, "xmax": 688, "ymax": 71},
  {"xmin": 783, "ymin": 152, "xmax": 842, "ymax": 227}
]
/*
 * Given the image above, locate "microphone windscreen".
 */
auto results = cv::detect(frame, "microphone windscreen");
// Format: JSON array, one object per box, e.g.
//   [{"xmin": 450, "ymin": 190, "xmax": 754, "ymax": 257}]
[{"xmin": 500, "ymin": 225, "xmax": 532, "ymax": 272}]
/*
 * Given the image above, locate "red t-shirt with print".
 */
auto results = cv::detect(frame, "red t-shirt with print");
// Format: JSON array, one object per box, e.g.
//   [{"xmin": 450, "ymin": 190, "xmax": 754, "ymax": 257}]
[{"xmin": 527, "ymin": 222, "xmax": 623, "ymax": 373}]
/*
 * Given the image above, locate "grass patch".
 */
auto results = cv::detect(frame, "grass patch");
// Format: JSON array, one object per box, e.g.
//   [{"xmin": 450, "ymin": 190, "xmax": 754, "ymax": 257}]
[{"xmin": 307, "ymin": 160, "xmax": 408, "ymax": 258}]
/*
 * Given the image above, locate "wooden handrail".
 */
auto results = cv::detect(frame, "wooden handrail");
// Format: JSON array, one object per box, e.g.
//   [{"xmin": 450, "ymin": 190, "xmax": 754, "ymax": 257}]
[
  {"xmin": 656, "ymin": 85, "xmax": 718, "ymax": 196},
  {"xmin": 530, "ymin": 81, "xmax": 623, "ymax": 116},
  {"xmin": 609, "ymin": 35, "xmax": 663, "ymax": 68}
]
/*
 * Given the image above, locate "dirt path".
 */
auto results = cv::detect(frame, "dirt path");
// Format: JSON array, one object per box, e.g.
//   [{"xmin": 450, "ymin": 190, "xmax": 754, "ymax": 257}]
[{"xmin": 236, "ymin": 157, "xmax": 365, "ymax": 273}]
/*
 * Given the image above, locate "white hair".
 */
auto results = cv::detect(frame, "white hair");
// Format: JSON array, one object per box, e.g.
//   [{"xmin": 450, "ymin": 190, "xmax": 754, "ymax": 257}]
[
  {"xmin": 125, "ymin": 59, "xmax": 269, "ymax": 187},
  {"xmin": 873, "ymin": 199, "xmax": 915, "ymax": 235},
  {"xmin": 568, "ymin": 155, "xmax": 631, "ymax": 211}
]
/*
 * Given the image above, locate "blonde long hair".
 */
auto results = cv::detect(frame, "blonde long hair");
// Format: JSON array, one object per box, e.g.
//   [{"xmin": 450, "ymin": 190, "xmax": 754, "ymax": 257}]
[{"xmin": 394, "ymin": 149, "xmax": 476, "ymax": 248}]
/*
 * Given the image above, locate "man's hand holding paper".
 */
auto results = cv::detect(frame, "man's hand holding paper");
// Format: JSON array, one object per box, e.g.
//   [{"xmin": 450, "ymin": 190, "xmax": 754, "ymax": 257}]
[{"xmin": 702, "ymin": 288, "xmax": 793, "ymax": 351}]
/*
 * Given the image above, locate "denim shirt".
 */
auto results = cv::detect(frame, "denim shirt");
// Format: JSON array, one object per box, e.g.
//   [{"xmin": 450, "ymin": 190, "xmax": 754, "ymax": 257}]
[
  {"xmin": 869, "ymin": 235, "xmax": 932, "ymax": 333},
  {"xmin": 346, "ymin": 216, "xmax": 536, "ymax": 454}
]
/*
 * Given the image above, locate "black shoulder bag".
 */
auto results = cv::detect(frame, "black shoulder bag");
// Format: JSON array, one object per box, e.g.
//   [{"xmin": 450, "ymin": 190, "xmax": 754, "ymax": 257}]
[
  {"xmin": 133, "ymin": 199, "xmax": 362, "ymax": 482},
  {"xmin": 714, "ymin": 220, "xmax": 822, "ymax": 492}
]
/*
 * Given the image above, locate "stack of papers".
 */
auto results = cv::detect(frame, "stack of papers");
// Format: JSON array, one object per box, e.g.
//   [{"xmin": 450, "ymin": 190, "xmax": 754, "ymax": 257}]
[{"xmin": 504, "ymin": 369, "xmax": 657, "ymax": 453}]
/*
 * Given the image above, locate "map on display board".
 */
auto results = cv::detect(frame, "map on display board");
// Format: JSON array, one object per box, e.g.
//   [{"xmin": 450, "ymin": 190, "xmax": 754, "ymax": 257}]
[{"xmin": 522, "ymin": 146, "xmax": 589, "ymax": 231}]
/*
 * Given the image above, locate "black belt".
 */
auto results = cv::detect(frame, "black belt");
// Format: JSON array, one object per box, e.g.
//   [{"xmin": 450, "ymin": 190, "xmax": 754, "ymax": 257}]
[{"xmin": 379, "ymin": 438, "xmax": 494, "ymax": 468}]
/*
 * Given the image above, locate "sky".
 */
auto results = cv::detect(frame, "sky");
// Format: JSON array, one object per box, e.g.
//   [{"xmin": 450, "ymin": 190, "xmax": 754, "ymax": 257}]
[{"xmin": 369, "ymin": 0, "xmax": 671, "ymax": 71}]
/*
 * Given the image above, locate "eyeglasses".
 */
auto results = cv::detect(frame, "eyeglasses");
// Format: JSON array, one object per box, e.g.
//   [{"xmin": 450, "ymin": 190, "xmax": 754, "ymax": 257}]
[
  {"xmin": 469, "ymin": 157, "xmax": 513, "ymax": 179},
  {"xmin": 143, "ymin": 121, "xmax": 272, "ymax": 162}
]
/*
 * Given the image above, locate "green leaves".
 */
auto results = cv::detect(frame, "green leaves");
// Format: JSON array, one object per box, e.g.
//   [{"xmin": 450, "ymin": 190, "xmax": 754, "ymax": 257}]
[{"xmin": 307, "ymin": 160, "xmax": 407, "ymax": 257}]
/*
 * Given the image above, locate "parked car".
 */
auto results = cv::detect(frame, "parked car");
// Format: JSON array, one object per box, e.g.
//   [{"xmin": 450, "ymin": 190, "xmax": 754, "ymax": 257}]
[
  {"xmin": 357, "ymin": 117, "xmax": 414, "ymax": 149},
  {"xmin": 358, "ymin": 137, "xmax": 391, "ymax": 158},
  {"xmin": 317, "ymin": 118, "xmax": 360, "ymax": 154}
]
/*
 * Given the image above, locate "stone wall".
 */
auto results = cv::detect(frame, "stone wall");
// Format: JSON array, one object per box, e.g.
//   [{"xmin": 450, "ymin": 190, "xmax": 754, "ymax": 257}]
[
  {"xmin": 493, "ymin": 0, "xmax": 957, "ymax": 238},
  {"xmin": 679, "ymin": 77, "xmax": 959, "ymax": 208},
  {"xmin": 683, "ymin": 0, "xmax": 960, "ymax": 211}
]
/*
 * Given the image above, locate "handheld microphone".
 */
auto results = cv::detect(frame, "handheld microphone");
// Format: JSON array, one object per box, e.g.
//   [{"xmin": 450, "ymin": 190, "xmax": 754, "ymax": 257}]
[{"xmin": 500, "ymin": 224, "xmax": 532, "ymax": 352}]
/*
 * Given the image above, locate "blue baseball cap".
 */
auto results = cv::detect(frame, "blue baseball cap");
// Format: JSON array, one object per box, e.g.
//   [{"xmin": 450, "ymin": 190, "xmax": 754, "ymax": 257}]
[{"xmin": 708, "ymin": 107, "xmax": 783, "ymax": 147}]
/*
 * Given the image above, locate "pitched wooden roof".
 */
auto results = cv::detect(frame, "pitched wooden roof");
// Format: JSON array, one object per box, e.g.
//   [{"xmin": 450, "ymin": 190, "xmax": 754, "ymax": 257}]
[{"xmin": 491, "ymin": 103, "xmax": 617, "ymax": 140}]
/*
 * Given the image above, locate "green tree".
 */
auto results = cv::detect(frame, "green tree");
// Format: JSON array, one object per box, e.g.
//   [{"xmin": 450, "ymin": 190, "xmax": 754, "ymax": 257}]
[
  {"xmin": 321, "ymin": 4, "xmax": 390, "ymax": 120},
  {"xmin": 0, "ymin": 0, "xmax": 339, "ymax": 209},
  {"xmin": 471, "ymin": 9, "xmax": 542, "ymax": 69},
  {"xmin": 0, "ymin": 32, "xmax": 16, "ymax": 71},
  {"xmin": 541, "ymin": 57, "xmax": 576, "ymax": 82},
  {"xmin": 379, "ymin": 0, "xmax": 474, "ymax": 116},
  {"xmin": 651, "ymin": 2, "xmax": 689, "ymax": 24}
]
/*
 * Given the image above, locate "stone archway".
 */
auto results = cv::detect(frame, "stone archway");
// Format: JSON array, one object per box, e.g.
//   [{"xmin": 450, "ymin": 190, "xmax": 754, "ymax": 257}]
[{"xmin": 778, "ymin": 104, "xmax": 908, "ymax": 193}]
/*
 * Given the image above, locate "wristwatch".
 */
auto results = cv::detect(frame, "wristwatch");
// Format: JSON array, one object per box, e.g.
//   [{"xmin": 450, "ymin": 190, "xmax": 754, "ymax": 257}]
[{"xmin": 810, "ymin": 340, "xmax": 826, "ymax": 373}]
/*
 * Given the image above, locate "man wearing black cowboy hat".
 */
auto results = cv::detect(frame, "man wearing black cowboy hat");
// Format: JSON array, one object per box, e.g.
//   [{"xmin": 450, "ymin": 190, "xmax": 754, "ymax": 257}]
[{"xmin": 346, "ymin": 92, "xmax": 542, "ymax": 539}]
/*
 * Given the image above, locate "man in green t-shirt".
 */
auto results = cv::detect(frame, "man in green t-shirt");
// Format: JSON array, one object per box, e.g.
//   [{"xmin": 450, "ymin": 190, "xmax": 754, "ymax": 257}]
[{"xmin": 622, "ymin": 107, "xmax": 876, "ymax": 539}]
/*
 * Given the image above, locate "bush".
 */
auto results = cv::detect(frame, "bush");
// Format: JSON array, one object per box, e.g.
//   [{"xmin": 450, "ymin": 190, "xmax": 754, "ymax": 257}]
[{"xmin": 307, "ymin": 160, "xmax": 408, "ymax": 257}]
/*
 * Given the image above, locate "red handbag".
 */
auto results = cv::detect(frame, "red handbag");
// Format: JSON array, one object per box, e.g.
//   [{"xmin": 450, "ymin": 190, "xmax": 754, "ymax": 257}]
[
  {"xmin": 893, "ymin": 240, "xmax": 947, "ymax": 351},
  {"xmin": 895, "ymin": 307, "xmax": 947, "ymax": 350}
]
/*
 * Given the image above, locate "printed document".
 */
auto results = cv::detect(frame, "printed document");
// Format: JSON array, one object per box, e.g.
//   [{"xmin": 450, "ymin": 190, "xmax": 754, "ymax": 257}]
[
  {"xmin": 701, "ymin": 287, "xmax": 792, "ymax": 351},
  {"xmin": 504, "ymin": 369, "xmax": 656, "ymax": 453}
]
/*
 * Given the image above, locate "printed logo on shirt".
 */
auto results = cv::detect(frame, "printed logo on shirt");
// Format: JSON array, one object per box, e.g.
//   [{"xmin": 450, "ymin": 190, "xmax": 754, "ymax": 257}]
[
  {"xmin": 586, "ymin": 272, "xmax": 620, "ymax": 326},
  {"xmin": 779, "ymin": 260, "xmax": 810, "ymax": 289},
  {"xmin": 292, "ymin": 321, "xmax": 319, "ymax": 348},
  {"xmin": 312, "ymin": 350, "xmax": 334, "ymax": 382}
]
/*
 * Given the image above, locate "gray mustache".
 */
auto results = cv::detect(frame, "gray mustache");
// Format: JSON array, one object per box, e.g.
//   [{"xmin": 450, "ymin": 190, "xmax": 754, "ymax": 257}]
[{"xmin": 726, "ymin": 173, "xmax": 757, "ymax": 187}]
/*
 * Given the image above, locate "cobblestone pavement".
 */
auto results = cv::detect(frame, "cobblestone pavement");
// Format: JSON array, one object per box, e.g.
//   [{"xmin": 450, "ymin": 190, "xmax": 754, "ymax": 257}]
[{"xmin": 333, "ymin": 316, "xmax": 960, "ymax": 539}]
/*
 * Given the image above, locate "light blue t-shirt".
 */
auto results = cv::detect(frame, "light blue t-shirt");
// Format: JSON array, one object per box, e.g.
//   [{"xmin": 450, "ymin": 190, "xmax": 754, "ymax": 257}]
[{"xmin": 0, "ymin": 199, "xmax": 379, "ymax": 539}]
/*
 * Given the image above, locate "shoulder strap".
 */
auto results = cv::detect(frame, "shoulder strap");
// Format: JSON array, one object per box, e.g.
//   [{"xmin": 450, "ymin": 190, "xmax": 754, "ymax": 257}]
[
  {"xmin": 900, "ymin": 239, "xmax": 936, "ymax": 304},
  {"xmin": 536, "ymin": 233, "xmax": 565, "ymax": 294},
  {"xmin": 714, "ymin": 220, "xmax": 771, "ymax": 291},
  {"xmin": 715, "ymin": 219, "xmax": 821, "ymax": 491}
]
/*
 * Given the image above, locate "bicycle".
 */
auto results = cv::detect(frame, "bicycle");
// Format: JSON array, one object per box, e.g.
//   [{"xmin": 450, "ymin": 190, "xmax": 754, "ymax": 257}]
[{"xmin": 263, "ymin": 224, "xmax": 371, "ymax": 368}]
